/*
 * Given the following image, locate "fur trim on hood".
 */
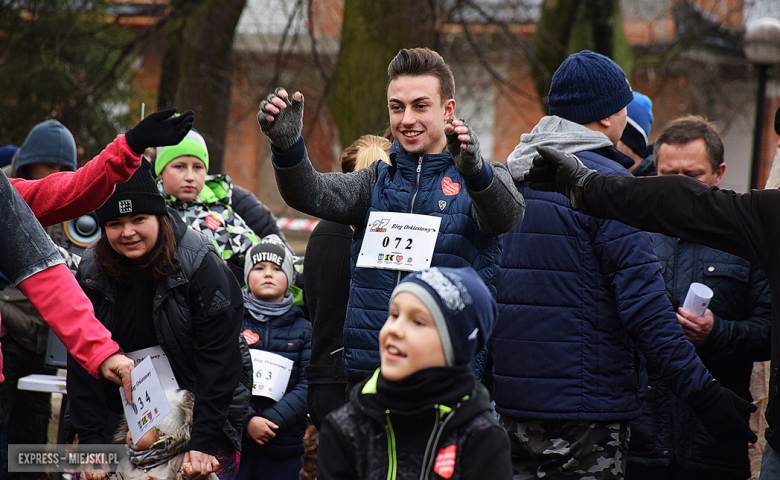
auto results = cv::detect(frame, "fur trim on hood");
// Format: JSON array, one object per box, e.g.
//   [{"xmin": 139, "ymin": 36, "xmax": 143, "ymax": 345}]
[{"xmin": 114, "ymin": 390, "xmax": 194, "ymax": 469}]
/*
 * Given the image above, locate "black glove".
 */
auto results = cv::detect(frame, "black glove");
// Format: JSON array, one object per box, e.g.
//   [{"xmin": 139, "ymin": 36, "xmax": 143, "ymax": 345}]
[
  {"xmin": 446, "ymin": 119, "xmax": 483, "ymax": 176},
  {"xmin": 256, "ymin": 88, "xmax": 304, "ymax": 151},
  {"xmin": 685, "ymin": 380, "xmax": 758, "ymax": 444},
  {"xmin": 523, "ymin": 146, "xmax": 598, "ymax": 210},
  {"xmin": 124, "ymin": 108, "xmax": 194, "ymax": 155}
]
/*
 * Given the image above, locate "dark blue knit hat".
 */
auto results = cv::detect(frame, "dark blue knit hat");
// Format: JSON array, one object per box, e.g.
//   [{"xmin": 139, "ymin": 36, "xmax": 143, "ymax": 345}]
[
  {"xmin": 548, "ymin": 50, "xmax": 633, "ymax": 125},
  {"xmin": 15, "ymin": 120, "xmax": 77, "ymax": 177},
  {"xmin": 390, "ymin": 266, "xmax": 496, "ymax": 366},
  {"xmin": 0, "ymin": 145, "xmax": 18, "ymax": 168}
]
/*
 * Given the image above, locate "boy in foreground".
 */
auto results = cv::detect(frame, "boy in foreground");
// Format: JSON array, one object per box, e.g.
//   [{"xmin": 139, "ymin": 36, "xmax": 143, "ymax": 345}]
[{"xmin": 317, "ymin": 266, "xmax": 512, "ymax": 479}]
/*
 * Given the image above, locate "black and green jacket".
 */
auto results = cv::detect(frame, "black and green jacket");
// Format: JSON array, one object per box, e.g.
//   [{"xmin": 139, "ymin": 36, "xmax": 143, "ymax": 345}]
[{"xmin": 317, "ymin": 369, "xmax": 512, "ymax": 480}]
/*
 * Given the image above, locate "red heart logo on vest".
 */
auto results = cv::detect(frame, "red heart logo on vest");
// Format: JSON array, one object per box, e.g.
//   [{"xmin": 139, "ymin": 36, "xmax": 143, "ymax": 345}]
[
  {"xmin": 242, "ymin": 329, "xmax": 260, "ymax": 345},
  {"xmin": 433, "ymin": 444, "xmax": 457, "ymax": 478},
  {"xmin": 441, "ymin": 177, "xmax": 460, "ymax": 196},
  {"xmin": 204, "ymin": 214, "xmax": 220, "ymax": 231}
]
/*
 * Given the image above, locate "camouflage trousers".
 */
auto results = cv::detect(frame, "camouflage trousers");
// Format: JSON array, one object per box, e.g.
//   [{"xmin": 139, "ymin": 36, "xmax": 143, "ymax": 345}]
[{"xmin": 500, "ymin": 417, "xmax": 630, "ymax": 480}]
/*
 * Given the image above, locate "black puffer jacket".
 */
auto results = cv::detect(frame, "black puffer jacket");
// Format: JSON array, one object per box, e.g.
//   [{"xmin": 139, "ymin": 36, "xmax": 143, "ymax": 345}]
[
  {"xmin": 629, "ymin": 234, "xmax": 771, "ymax": 477},
  {"xmin": 68, "ymin": 211, "xmax": 251, "ymax": 454},
  {"xmin": 303, "ymin": 220, "xmax": 351, "ymax": 385},
  {"xmin": 231, "ymin": 185, "xmax": 286, "ymax": 242},
  {"xmin": 318, "ymin": 370, "xmax": 511, "ymax": 480}
]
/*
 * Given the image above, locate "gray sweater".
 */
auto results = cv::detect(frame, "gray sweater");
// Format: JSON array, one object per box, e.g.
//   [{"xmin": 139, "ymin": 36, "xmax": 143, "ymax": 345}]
[{"xmin": 270, "ymin": 137, "xmax": 525, "ymax": 237}]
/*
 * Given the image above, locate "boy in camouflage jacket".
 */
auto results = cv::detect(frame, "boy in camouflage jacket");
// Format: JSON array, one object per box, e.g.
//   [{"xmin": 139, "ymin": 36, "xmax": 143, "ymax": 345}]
[{"xmin": 155, "ymin": 130, "xmax": 259, "ymax": 280}]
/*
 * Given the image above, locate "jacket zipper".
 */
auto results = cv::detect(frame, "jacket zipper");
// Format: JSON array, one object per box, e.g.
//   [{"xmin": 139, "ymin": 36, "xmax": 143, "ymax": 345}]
[
  {"xmin": 409, "ymin": 156, "xmax": 423, "ymax": 215},
  {"xmin": 396, "ymin": 156, "xmax": 424, "ymax": 287},
  {"xmin": 420, "ymin": 407, "xmax": 456, "ymax": 480},
  {"xmin": 385, "ymin": 411, "xmax": 397, "ymax": 480}
]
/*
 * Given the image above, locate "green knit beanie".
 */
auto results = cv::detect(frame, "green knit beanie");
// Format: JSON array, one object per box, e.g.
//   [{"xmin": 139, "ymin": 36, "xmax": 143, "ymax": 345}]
[{"xmin": 155, "ymin": 129, "xmax": 209, "ymax": 176}]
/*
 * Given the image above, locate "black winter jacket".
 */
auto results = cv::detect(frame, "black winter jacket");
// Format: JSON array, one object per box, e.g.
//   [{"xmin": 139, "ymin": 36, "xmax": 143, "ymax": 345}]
[
  {"xmin": 242, "ymin": 305, "xmax": 311, "ymax": 458},
  {"xmin": 317, "ymin": 370, "xmax": 512, "ymax": 480},
  {"xmin": 628, "ymin": 235, "xmax": 771, "ymax": 477},
  {"xmin": 231, "ymin": 185, "xmax": 286, "ymax": 242},
  {"xmin": 303, "ymin": 220, "xmax": 352, "ymax": 385},
  {"xmin": 68, "ymin": 211, "xmax": 251, "ymax": 454}
]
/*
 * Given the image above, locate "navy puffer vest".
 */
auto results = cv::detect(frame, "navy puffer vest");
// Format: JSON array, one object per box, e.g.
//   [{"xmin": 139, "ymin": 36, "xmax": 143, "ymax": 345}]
[{"xmin": 342, "ymin": 146, "xmax": 502, "ymax": 380}]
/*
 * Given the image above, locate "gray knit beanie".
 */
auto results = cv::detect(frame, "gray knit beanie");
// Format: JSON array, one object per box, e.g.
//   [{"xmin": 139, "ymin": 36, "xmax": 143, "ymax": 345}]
[
  {"xmin": 244, "ymin": 234, "xmax": 294, "ymax": 288},
  {"xmin": 14, "ymin": 120, "xmax": 77, "ymax": 177}
]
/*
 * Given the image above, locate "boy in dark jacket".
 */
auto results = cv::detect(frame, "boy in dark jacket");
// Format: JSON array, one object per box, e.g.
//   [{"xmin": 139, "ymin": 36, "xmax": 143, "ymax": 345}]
[
  {"xmin": 317, "ymin": 266, "xmax": 512, "ymax": 480},
  {"xmin": 155, "ymin": 130, "xmax": 259, "ymax": 272},
  {"xmin": 238, "ymin": 235, "xmax": 311, "ymax": 480}
]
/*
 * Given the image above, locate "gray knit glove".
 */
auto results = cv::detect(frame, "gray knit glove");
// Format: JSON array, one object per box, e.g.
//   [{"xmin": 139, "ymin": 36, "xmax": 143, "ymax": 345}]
[
  {"xmin": 256, "ymin": 88, "xmax": 304, "ymax": 151},
  {"xmin": 446, "ymin": 119, "xmax": 483, "ymax": 176}
]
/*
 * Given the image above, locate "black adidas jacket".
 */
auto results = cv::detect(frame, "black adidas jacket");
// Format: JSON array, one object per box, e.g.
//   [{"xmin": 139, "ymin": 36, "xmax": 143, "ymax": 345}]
[{"xmin": 68, "ymin": 210, "xmax": 251, "ymax": 455}]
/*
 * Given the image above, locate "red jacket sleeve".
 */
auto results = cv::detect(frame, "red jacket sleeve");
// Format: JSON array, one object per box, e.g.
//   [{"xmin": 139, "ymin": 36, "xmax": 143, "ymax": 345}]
[
  {"xmin": 17, "ymin": 264, "xmax": 120, "ymax": 378},
  {"xmin": 10, "ymin": 135, "xmax": 141, "ymax": 227}
]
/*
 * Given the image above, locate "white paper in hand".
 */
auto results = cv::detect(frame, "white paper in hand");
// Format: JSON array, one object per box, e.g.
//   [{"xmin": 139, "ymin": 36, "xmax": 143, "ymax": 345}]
[
  {"xmin": 125, "ymin": 346, "xmax": 179, "ymax": 391},
  {"xmin": 120, "ymin": 356, "xmax": 172, "ymax": 445},
  {"xmin": 682, "ymin": 282, "xmax": 713, "ymax": 316}
]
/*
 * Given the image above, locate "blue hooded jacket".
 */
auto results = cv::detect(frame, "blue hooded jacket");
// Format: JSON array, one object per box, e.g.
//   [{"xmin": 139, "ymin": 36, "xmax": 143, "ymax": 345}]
[{"xmin": 496, "ymin": 119, "xmax": 711, "ymax": 421}]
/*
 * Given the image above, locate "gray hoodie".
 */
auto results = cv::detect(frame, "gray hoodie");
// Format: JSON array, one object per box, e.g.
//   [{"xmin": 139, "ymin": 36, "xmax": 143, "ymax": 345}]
[{"xmin": 506, "ymin": 116, "xmax": 613, "ymax": 181}]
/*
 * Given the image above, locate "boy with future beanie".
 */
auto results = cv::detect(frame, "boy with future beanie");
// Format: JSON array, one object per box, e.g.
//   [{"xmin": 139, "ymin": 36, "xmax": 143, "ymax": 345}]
[
  {"xmin": 317, "ymin": 266, "xmax": 512, "ymax": 480},
  {"xmin": 499, "ymin": 50, "xmax": 725, "ymax": 478},
  {"xmin": 238, "ymin": 234, "xmax": 310, "ymax": 480},
  {"xmin": 154, "ymin": 129, "xmax": 259, "ymax": 279}
]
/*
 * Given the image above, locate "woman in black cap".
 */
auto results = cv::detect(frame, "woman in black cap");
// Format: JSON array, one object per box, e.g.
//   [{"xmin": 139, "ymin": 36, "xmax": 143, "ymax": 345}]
[{"xmin": 66, "ymin": 160, "xmax": 250, "ymax": 480}]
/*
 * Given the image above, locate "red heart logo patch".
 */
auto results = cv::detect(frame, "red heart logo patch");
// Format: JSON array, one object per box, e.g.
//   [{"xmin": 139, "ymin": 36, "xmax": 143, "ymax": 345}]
[
  {"xmin": 242, "ymin": 329, "xmax": 260, "ymax": 345},
  {"xmin": 441, "ymin": 177, "xmax": 460, "ymax": 196},
  {"xmin": 204, "ymin": 214, "xmax": 220, "ymax": 231},
  {"xmin": 433, "ymin": 444, "xmax": 457, "ymax": 478}
]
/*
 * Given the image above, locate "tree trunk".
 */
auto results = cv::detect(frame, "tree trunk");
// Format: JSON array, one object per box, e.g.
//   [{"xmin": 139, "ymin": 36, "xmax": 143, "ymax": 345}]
[
  {"xmin": 531, "ymin": 0, "xmax": 632, "ymax": 113},
  {"xmin": 326, "ymin": 0, "xmax": 440, "ymax": 149},
  {"xmin": 157, "ymin": 0, "xmax": 247, "ymax": 173},
  {"xmin": 530, "ymin": 0, "xmax": 583, "ymax": 112}
]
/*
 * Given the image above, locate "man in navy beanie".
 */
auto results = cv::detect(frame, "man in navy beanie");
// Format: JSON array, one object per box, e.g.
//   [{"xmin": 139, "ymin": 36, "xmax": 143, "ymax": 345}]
[{"xmin": 494, "ymin": 51, "xmax": 739, "ymax": 479}]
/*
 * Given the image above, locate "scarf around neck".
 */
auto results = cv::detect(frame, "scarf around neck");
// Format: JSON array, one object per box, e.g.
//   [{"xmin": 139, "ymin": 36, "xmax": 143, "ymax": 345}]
[
  {"xmin": 375, "ymin": 365, "xmax": 475, "ymax": 413},
  {"xmin": 126, "ymin": 425, "xmax": 189, "ymax": 469},
  {"xmin": 242, "ymin": 290, "xmax": 293, "ymax": 323}
]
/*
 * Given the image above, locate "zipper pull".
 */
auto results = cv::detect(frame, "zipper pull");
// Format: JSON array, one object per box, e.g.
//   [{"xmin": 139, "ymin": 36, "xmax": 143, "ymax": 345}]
[{"xmin": 417, "ymin": 157, "xmax": 422, "ymax": 173}]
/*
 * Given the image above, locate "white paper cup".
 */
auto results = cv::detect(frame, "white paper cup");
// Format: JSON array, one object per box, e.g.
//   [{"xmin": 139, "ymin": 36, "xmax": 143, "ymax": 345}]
[{"xmin": 682, "ymin": 282, "xmax": 713, "ymax": 316}]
